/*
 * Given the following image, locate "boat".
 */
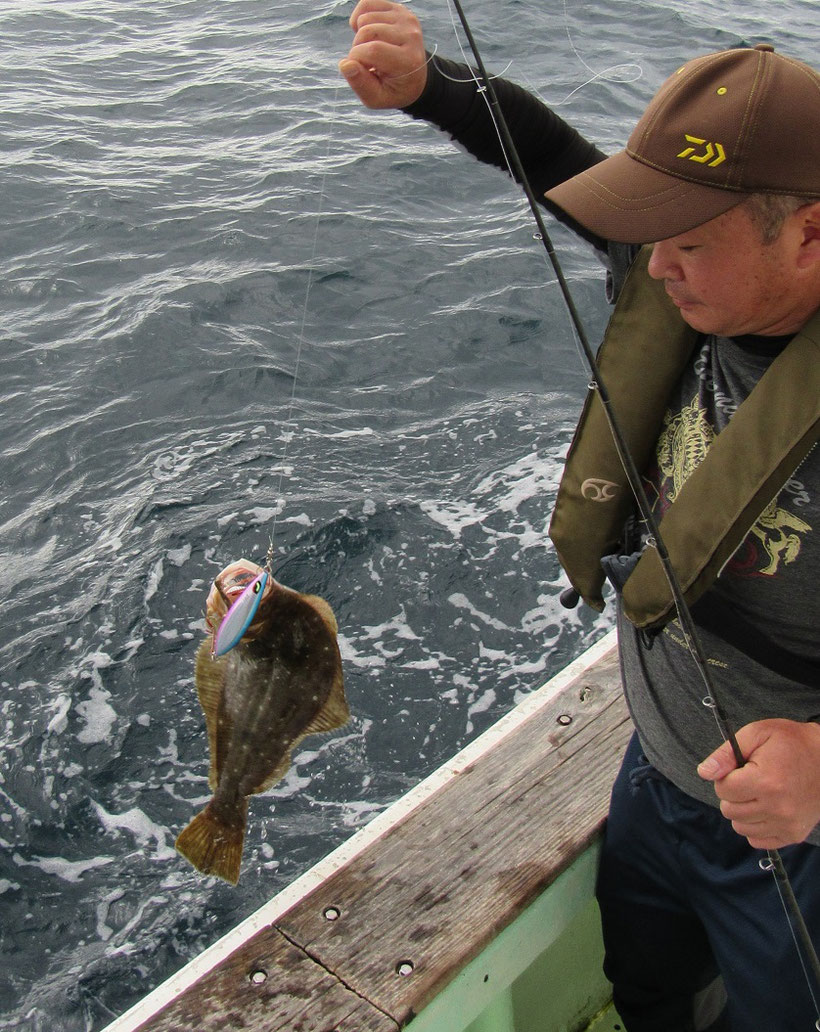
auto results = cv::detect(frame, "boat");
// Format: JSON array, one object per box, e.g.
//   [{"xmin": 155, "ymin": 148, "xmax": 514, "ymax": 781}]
[{"xmin": 100, "ymin": 629, "xmax": 627, "ymax": 1032}]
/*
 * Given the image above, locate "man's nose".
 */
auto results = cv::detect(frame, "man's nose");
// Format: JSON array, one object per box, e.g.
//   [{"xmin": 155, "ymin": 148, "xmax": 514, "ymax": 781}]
[{"xmin": 647, "ymin": 241, "xmax": 680, "ymax": 281}]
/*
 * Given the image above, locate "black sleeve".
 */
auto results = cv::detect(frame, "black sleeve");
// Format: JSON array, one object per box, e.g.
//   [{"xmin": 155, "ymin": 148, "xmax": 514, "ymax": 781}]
[{"xmin": 403, "ymin": 54, "xmax": 608, "ymax": 251}]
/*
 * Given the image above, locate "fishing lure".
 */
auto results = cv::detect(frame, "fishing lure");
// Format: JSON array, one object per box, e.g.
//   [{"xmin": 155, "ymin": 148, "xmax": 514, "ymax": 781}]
[{"xmin": 211, "ymin": 570, "xmax": 268, "ymax": 657}]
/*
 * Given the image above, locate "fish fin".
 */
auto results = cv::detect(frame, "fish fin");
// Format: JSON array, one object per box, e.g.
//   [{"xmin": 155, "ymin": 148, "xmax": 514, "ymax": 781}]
[
  {"xmin": 250, "ymin": 750, "xmax": 294, "ymax": 795},
  {"xmin": 302, "ymin": 594, "xmax": 339, "ymax": 634},
  {"xmin": 247, "ymin": 669, "xmax": 349, "ymax": 796},
  {"xmin": 175, "ymin": 800, "xmax": 247, "ymax": 886},
  {"xmin": 302, "ymin": 667, "xmax": 349, "ymax": 737},
  {"xmin": 249, "ymin": 671, "xmax": 348, "ymax": 796},
  {"xmin": 284, "ymin": 591, "xmax": 348, "ymax": 738},
  {"xmin": 195, "ymin": 640, "xmax": 229, "ymax": 792}
]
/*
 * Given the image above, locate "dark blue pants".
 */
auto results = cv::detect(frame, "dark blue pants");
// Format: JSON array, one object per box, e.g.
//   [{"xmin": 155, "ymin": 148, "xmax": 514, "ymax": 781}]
[{"xmin": 596, "ymin": 734, "xmax": 820, "ymax": 1032}]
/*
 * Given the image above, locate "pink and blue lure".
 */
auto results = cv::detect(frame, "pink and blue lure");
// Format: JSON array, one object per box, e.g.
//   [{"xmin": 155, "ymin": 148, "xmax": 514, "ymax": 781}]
[{"xmin": 212, "ymin": 571, "xmax": 268, "ymax": 657}]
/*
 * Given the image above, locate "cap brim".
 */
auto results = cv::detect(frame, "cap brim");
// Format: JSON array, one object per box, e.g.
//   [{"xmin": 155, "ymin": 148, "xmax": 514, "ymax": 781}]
[{"xmin": 545, "ymin": 150, "xmax": 749, "ymax": 244}]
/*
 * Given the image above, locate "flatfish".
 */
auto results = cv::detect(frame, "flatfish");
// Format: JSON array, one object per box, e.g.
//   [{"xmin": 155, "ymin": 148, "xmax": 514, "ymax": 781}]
[{"xmin": 176, "ymin": 559, "xmax": 348, "ymax": 884}]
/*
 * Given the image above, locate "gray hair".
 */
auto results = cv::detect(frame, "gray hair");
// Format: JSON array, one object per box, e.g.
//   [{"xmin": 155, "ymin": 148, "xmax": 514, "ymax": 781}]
[{"xmin": 742, "ymin": 193, "xmax": 820, "ymax": 244}]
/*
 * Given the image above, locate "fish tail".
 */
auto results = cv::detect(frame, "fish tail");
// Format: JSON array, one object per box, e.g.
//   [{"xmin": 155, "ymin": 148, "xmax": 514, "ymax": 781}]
[{"xmin": 175, "ymin": 800, "xmax": 247, "ymax": 885}]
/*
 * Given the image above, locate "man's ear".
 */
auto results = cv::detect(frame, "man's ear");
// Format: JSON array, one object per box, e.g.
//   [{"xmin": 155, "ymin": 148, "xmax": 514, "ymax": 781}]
[{"xmin": 795, "ymin": 201, "xmax": 820, "ymax": 269}]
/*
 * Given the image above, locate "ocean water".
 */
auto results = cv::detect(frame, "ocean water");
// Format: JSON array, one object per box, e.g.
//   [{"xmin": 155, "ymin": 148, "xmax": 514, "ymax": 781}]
[{"xmin": 0, "ymin": 1, "xmax": 815, "ymax": 1028}]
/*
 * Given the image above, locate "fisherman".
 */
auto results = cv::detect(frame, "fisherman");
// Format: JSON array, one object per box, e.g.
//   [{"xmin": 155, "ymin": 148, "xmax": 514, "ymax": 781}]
[{"xmin": 340, "ymin": 3, "xmax": 820, "ymax": 1030}]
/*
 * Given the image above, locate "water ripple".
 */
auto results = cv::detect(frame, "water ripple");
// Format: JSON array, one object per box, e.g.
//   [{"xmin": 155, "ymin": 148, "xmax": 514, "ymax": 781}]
[{"xmin": 0, "ymin": 0, "xmax": 814, "ymax": 1029}]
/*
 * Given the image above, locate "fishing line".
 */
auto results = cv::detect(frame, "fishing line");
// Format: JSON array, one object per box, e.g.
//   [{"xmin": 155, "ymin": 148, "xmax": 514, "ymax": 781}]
[
  {"xmin": 443, "ymin": 0, "xmax": 820, "ymax": 1014},
  {"xmin": 443, "ymin": 0, "xmax": 735, "ymax": 748},
  {"xmin": 555, "ymin": 0, "xmax": 642, "ymax": 105},
  {"xmin": 444, "ymin": 0, "xmax": 517, "ymax": 186},
  {"xmin": 431, "ymin": 48, "xmax": 515, "ymax": 85},
  {"xmin": 267, "ymin": 85, "xmax": 340, "ymax": 567},
  {"xmin": 442, "ymin": 0, "xmax": 632, "ymax": 385},
  {"xmin": 763, "ymin": 852, "xmax": 820, "ymax": 1023},
  {"xmin": 383, "ymin": 42, "xmax": 442, "ymax": 80},
  {"xmin": 439, "ymin": 3, "xmax": 593, "ymax": 401}
]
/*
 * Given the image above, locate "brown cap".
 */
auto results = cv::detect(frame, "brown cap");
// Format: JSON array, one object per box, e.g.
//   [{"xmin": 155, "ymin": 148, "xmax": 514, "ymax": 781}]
[{"xmin": 545, "ymin": 44, "xmax": 820, "ymax": 243}]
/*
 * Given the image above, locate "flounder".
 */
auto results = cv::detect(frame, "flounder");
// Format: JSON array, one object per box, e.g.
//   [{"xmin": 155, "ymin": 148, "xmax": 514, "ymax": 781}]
[{"xmin": 176, "ymin": 558, "xmax": 348, "ymax": 884}]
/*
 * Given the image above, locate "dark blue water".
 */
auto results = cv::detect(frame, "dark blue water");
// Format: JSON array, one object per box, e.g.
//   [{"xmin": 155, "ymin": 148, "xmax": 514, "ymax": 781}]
[{"xmin": 0, "ymin": 1, "xmax": 814, "ymax": 1028}]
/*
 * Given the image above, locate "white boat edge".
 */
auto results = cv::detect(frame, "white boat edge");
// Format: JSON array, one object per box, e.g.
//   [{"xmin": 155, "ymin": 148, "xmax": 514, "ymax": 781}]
[{"xmin": 100, "ymin": 627, "xmax": 618, "ymax": 1032}]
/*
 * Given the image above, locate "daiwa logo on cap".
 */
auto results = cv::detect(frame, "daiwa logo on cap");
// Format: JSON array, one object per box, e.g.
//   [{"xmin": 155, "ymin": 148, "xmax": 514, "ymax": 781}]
[
  {"xmin": 677, "ymin": 135, "xmax": 726, "ymax": 167},
  {"xmin": 544, "ymin": 43, "xmax": 820, "ymax": 244}
]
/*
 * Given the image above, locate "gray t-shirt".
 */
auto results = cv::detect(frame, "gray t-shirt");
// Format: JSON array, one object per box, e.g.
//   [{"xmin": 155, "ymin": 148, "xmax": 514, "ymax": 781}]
[{"xmin": 617, "ymin": 332, "xmax": 820, "ymax": 844}]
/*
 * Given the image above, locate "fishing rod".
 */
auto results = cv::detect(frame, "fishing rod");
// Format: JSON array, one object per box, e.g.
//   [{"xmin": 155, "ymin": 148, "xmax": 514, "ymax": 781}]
[
  {"xmin": 445, "ymin": 0, "xmax": 820, "ymax": 1015},
  {"xmin": 447, "ymin": 0, "xmax": 738, "ymax": 753}
]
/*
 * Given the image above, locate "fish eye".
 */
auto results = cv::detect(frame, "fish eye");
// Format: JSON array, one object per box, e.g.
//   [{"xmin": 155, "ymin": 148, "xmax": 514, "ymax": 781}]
[{"xmin": 253, "ymin": 581, "xmax": 262, "ymax": 595}]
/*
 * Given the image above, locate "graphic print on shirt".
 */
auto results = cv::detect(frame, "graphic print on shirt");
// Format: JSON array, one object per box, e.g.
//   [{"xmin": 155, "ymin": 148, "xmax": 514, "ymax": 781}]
[
  {"xmin": 651, "ymin": 393, "xmax": 812, "ymax": 578},
  {"xmin": 655, "ymin": 397, "xmax": 715, "ymax": 505}
]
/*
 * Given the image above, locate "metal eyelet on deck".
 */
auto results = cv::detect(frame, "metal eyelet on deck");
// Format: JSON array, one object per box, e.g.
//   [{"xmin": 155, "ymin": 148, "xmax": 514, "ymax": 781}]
[
  {"xmin": 249, "ymin": 969, "xmax": 268, "ymax": 984},
  {"xmin": 323, "ymin": 905, "xmax": 341, "ymax": 922},
  {"xmin": 396, "ymin": 960, "xmax": 415, "ymax": 977},
  {"xmin": 557, "ymin": 714, "xmax": 573, "ymax": 726}
]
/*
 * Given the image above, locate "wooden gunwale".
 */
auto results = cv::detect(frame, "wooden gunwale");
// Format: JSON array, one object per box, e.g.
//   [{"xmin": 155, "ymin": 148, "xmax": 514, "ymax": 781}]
[{"xmin": 101, "ymin": 628, "xmax": 629, "ymax": 1032}]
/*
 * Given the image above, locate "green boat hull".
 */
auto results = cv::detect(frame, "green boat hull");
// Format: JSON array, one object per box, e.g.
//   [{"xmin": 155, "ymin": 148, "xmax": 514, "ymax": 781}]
[{"xmin": 409, "ymin": 843, "xmax": 623, "ymax": 1032}]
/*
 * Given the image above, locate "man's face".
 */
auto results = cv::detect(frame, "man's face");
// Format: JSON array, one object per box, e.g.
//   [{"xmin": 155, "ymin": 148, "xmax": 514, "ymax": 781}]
[{"xmin": 647, "ymin": 203, "xmax": 811, "ymax": 337}]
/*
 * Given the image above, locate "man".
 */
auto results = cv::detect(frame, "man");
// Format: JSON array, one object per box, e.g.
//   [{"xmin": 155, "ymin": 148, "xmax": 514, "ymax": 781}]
[{"xmin": 340, "ymin": 3, "xmax": 820, "ymax": 1029}]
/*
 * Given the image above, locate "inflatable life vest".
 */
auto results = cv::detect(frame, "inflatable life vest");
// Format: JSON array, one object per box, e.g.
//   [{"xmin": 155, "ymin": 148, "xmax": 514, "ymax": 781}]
[{"xmin": 549, "ymin": 247, "xmax": 820, "ymax": 630}]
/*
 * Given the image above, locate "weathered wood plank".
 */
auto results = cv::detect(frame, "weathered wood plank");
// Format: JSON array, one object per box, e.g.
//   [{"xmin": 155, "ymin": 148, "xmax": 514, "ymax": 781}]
[
  {"xmin": 135, "ymin": 925, "xmax": 399, "ymax": 1032},
  {"xmin": 275, "ymin": 647, "xmax": 629, "ymax": 1025},
  {"xmin": 134, "ymin": 641, "xmax": 629, "ymax": 1032}
]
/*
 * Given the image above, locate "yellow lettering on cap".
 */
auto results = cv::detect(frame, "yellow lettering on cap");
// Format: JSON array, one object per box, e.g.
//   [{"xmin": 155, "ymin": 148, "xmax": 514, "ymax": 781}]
[{"xmin": 677, "ymin": 135, "xmax": 726, "ymax": 167}]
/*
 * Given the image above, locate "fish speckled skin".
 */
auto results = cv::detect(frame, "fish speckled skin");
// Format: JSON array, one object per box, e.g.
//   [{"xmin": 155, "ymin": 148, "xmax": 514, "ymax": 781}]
[{"xmin": 176, "ymin": 559, "xmax": 348, "ymax": 884}]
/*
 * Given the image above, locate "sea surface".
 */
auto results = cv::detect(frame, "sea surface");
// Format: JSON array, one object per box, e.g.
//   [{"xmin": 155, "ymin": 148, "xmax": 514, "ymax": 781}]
[{"xmin": 0, "ymin": 0, "xmax": 814, "ymax": 1028}]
